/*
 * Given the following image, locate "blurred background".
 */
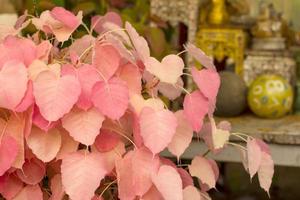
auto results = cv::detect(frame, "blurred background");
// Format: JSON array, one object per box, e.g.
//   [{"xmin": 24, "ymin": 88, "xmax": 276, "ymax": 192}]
[{"xmin": 2, "ymin": 0, "xmax": 300, "ymax": 199}]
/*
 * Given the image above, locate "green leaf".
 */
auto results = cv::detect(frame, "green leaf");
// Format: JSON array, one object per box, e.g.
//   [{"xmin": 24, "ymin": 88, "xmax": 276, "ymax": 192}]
[{"xmin": 52, "ymin": 0, "xmax": 65, "ymax": 6}]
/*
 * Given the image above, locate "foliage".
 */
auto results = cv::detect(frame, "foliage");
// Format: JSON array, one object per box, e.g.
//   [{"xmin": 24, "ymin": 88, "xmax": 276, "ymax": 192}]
[{"xmin": 0, "ymin": 7, "xmax": 273, "ymax": 200}]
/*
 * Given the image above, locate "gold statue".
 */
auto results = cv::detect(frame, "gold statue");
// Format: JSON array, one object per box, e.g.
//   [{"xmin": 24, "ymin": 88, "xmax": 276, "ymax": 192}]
[
  {"xmin": 251, "ymin": 3, "xmax": 284, "ymax": 38},
  {"xmin": 208, "ymin": 0, "xmax": 229, "ymax": 25}
]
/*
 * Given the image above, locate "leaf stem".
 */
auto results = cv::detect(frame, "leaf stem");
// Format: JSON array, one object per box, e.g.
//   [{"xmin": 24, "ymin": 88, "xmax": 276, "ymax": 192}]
[
  {"xmin": 100, "ymin": 179, "xmax": 117, "ymax": 197},
  {"xmin": 227, "ymin": 142, "xmax": 247, "ymax": 151}
]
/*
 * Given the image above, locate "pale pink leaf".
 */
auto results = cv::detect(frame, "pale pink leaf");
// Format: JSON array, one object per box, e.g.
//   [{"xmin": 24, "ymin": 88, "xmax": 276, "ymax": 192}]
[
  {"xmin": 0, "ymin": 136, "xmax": 18, "ymax": 176},
  {"xmin": 247, "ymin": 138, "xmax": 262, "ymax": 179},
  {"xmin": 0, "ymin": 61, "xmax": 28, "ymax": 110},
  {"xmin": 28, "ymin": 60, "xmax": 61, "ymax": 81},
  {"xmin": 15, "ymin": 80, "xmax": 34, "ymax": 112},
  {"xmin": 94, "ymin": 129, "xmax": 120, "ymax": 152},
  {"xmin": 12, "ymin": 184, "xmax": 43, "ymax": 200},
  {"xmin": 16, "ymin": 157, "xmax": 45, "ymax": 185},
  {"xmin": 191, "ymin": 68, "xmax": 220, "ymax": 102},
  {"xmin": 5, "ymin": 114, "xmax": 26, "ymax": 168},
  {"xmin": 168, "ymin": 110, "xmax": 193, "ymax": 159},
  {"xmin": 189, "ymin": 156, "xmax": 217, "ymax": 189},
  {"xmin": 91, "ymin": 78, "xmax": 129, "ymax": 120},
  {"xmin": 118, "ymin": 63, "xmax": 142, "ymax": 95},
  {"xmin": 49, "ymin": 174, "xmax": 64, "ymax": 200},
  {"xmin": 125, "ymin": 22, "xmax": 150, "ymax": 62},
  {"xmin": 183, "ymin": 90, "xmax": 209, "ymax": 132},
  {"xmin": 69, "ymin": 35, "xmax": 95, "ymax": 64},
  {"xmin": 152, "ymin": 165, "xmax": 183, "ymax": 200},
  {"xmin": 77, "ymin": 64, "xmax": 102, "ymax": 110},
  {"xmin": 130, "ymin": 94, "xmax": 164, "ymax": 114},
  {"xmin": 92, "ymin": 43, "xmax": 121, "ymax": 80},
  {"xmin": 185, "ymin": 44, "xmax": 215, "ymax": 70},
  {"xmin": 61, "ymin": 151, "xmax": 107, "ymax": 200},
  {"xmin": 92, "ymin": 12, "xmax": 122, "ymax": 34},
  {"xmin": 32, "ymin": 105, "xmax": 59, "ymax": 132},
  {"xmin": 140, "ymin": 107, "xmax": 177, "ymax": 155},
  {"xmin": 258, "ymin": 152, "xmax": 274, "ymax": 196},
  {"xmin": 183, "ymin": 186, "xmax": 202, "ymax": 200},
  {"xmin": 158, "ymin": 77, "xmax": 183, "ymax": 100},
  {"xmin": 26, "ymin": 127, "xmax": 62, "ymax": 162},
  {"xmin": 145, "ymin": 55, "xmax": 184, "ymax": 84},
  {"xmin": 56, "ymin": 128, "xmax": 79, "ymax": 160},
  {"xmin": 33, "ymin": 71, "xmax": 81, "ymax": 121},
  {"xmin": 62, "ymin": 107, "xmax": 105, "ymax": 145},
  {"xmin": 210, "ymin": 118, "xmax": 230, "ymax": 149},
  {"xmin": 36, "ymin": 40, "xmax": 52, "ymax": 61}
]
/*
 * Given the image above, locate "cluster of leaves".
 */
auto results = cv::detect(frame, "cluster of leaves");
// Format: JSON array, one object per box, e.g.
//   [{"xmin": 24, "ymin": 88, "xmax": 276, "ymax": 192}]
[{"xmin": 0, "ymin": 7, "xmax": 273, "ymax": 200}]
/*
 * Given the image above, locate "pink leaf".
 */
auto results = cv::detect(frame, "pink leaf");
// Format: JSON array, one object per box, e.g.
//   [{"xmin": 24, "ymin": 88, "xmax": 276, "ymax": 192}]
[
  {"xmin": 125, "ymin": 22, "xmax": 150, "ymax": 62},
  {"xmin": 118, "ymin": 63, "xmax": 142, "ymax": 95},
  {"xmin": 0, "ymin": 136, "xmax": 18, "ymax": 176},
  {"xmin": 152, "ymin": 165, "xmax": 183, "ymax": 200},
  {"xmin": 62, "ymin": 107, "xmax": 105, "ymax": 145},
  {"xmin": 91, "ymin": 78, "xmax": 129, "ymax": 120},
  {"xmin": 5, "ymin": 114, "xmax": 26, "ymax": 168},
  {"xmin": 77, "ymin": 64, "xmax": 102, "ymax": 110},
  {"xmin": 28, "ymin": 60, "xmax": 61, "ymax": 81},
  {"xmin": 168, "ymin": 110, "xmax": 193, "ymax": 159},
  {"xmin": 247, "ymin": 138, "xmax": 262, "ymax": 179},
  {"xmin": 0, "ymin": 36, "xmax": 37, "ymax": 68},
  {"xmin": 15, "ymin": 80, "xmax": 34, "ymax": 112},
  {"xmin": 69, "ymin": 35, "xmax": 95, "ymax": 64},
  {"xmin": 183, "ymin": 90, "xmax": 209, "ymax": 132},
  {"xmin": 92, "ymin": 12, "xmax": 122, "ymax": 34},
  {"xmin": 61, "ymin": 151, "xmax": 107, "ymax": 200},
  {"xmin": 145, "ymin": 55, "xmax": 184, "ymax": 84},
  {"xmin": 94, "ymin": 129, "xmax": 120, "ymax": 152},
  {"xmin": 140, "ymin": 107, "xmax": 177, "ymax": 155},
  {"xmin": 0, "ymin": 61, "xmax": 28, "ymax": 110},
  {"xmin": 0, "ymin": 174, "xmax": 23, "ymax": 199},
  {"xmin": 191, "ymin": 68, "xmax": 220, "ymax": 102},
  {"xmin": 32, "ymin": 105, "xmax": 59, "ymax": 132},
  {"xmin": 130, "ymin": 94, "xmax": 164, "ymax": 114},
  {"xmin": 13, "ymin": 184, "xmax": 43, "ymax": 200},
  {"xmin": 56, "ymin": 128, "xmax": 79, "ymax": 160},
  {"xmin": 51, "ymin": 7, "xmax": 81, "ymax": 29},
  {"xmin": 116, "ymin": 148, "xmax": 160, "ymax": 198},
  {"xmin": 210, "ymin": 118, "xmax": 230, "ymax": 149},
  {"xmin": 189, "ymin": 156, "xmax": 217, "ymax": 189},
  {"xmin": 26, "ymin": 127, "xmax": 62, "ymax": 162},
  {"xmin": 185, "ymin": 44, "xmax": 215, "ymax": 70},
  {"xmin": 33, "ymin": 71, "xmax": 81, "ymax": 121},
  {"xmin": 183, "ymin": 186, "xmax": 202, "ymax": 200},
  {"xmin": 92, "ymin": 43, "xmax": 121, "ymax": 80},
  {"xmin": 36, "ymin": 40, "xmax": 52, "ymax": 61},
  {"xmin": 49, "ymin": 174, "xmax": 64, "ymax": 200},
  {"xmin": 16, "ymin": 157, "xmax": 45, "ymax": 185},
  {"xmin": 258, "ymin": 152, "xmax": 274, "ymax": 196},
  {"xmin": 158, "ymin": 77, "xmax": 183, "ymax": 100}
]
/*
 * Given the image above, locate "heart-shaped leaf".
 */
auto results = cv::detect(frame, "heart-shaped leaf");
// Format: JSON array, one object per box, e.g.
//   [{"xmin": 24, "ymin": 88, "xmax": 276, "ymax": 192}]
[
  {"xmin": 145, "ymin": 55, "xmax": 184, "ymax": 84},
  {"xmin": 140, "ymin": 107, "xmax": 177, "ymax": 155},
  {"xmin": 91, "ymin": 77, "xmax": 129, "ymax": 120},
  {"xmin": 61, "ymin": 151, "xmax": 107, "ymax": 200},
  {"xmin": 183, "ymin": 90, "xmax": 209, "ymax": 132},
  {"xmin": 92, "ymin": 43, "xmax": 121, "ymax": 81},
  {"xmin": 33, "ymin": 71, "xmax": 81, "ymax": 121},
  {"xmin": 26, "ymin": 127, "xmax": 62, "ymax": 162},
  {"xmin": 189, "ymin": 156, "xmax": 217, "ymax": 190},
  {"xmin": 94, "ymin": 129, "xmax": 120, "ymax": 152},
  {"xmin": 0, "ymin": 61, "xmax": 28, "ymax": 110},
  {"xmin": 168, "ymin": 110, "xmax": 193, "ymax": 159},
  {"xmin": 62, "ymin": 107, "xmax": 104, "ymax": 145},
  {"xmin": 152, "ymin": 165, "xmax": 183, "ymax": 200},
  {"xmin": 16, "ymin": 157, "xmax": 45, "ymax": 185}
]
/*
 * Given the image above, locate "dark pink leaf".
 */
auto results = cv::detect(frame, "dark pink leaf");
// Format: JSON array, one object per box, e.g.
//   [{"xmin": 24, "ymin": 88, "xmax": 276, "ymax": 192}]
[{"xmin": 94, "ymin": 129, "xmax": 120, "ymax": 152}]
